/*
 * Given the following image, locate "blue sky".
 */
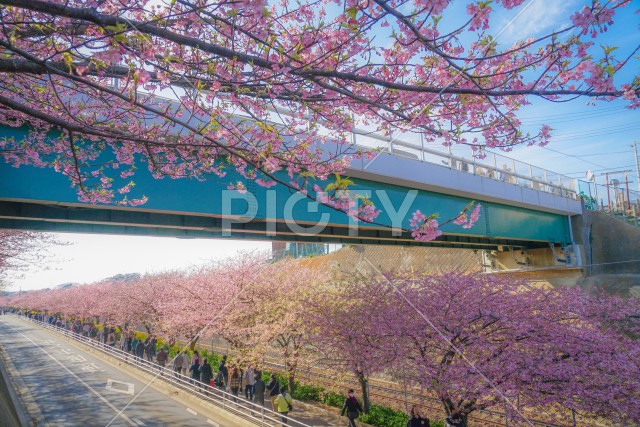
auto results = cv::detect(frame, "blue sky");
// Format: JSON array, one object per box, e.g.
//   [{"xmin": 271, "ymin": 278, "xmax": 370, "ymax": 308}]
[
  {"xmin": 505, "ymin": 1, "xmax": 639, "ymax": 202},
  {"xmin": 6, "ymin": 0, "xmax": 640, "ymax": 292},
  {"xmin": 454, "ymin": 0, "xmax": 640, "ymax": 200}
]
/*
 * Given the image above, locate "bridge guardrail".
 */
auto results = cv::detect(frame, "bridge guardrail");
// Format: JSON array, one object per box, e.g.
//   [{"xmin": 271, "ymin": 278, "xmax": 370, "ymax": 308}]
[
  {"xmin": 20, "ymin": 316, "xmax": 313, "ymax": 427},
  {"xmin": 260, "ymin": 103, "xmax": 584, "ymax": 201},
  {"xmin": 121, "ymin": 87, "xmax": 585, "ymax": 203}
]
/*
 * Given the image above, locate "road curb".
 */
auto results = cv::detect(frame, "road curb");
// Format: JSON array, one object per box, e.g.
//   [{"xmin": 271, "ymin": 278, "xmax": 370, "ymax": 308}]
[{"xmin": 0, "ymin": 321, "xmax": 51, "ymax": 427}]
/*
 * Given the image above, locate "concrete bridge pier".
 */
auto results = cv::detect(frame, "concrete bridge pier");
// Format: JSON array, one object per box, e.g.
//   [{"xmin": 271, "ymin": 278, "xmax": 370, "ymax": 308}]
[{"xmin": 488, "ymin": 209, "xmax": 640, "ymax": 296}]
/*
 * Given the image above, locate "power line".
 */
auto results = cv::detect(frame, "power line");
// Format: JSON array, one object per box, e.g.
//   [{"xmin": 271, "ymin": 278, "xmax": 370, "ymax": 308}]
[
  {"xmin": 564, "ymin": 164, "xmax": 638, "ymax": 175},
  {"xmin": 563, "ymin": 151, "xmax": 629, "ymax": 158},
  {"xmin": 521, "ymin": 107, "xmax": 629, "ymax": 125},
  {"xmin": 541, "ymin": 146, "xmax": 609, "ymax": 170},
  {"xmin": 519, "ymin": 104, "xmax": 626, "ymax": 121},
  {"xmin": 548, "ymin": 123, "xmax": 640, "ymax": 141}
]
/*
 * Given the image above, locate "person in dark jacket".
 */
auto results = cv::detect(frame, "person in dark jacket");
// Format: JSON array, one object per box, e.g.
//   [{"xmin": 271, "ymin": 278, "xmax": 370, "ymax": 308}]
[
  {"xmin": 156, "ymin": 347, "xmax": 168, "ymax": 369},
  {"xmin": 218, "ymin": 355, "xmax": 229, "ymax": 385},
  {"xmin": 253, "ymin": 373, "xmax": 266, "ymax": 406},
  {"xmin": 199, "ymin": 359, "xmax": 213, "ymax": 394},
  {"xmin": 445, "ymin": 411, "xmax": 465, "ymax": 427},
  {"xmin": 134, "ymin": 337, "xmax": 145, "ymax": 362},
  {"xmin": 340, "ymin": 389, "xmax": 362, "ymax": 427},
  {"xmin": 408, "ymin": 406, "xmax": 430, "ymax": 427},
  {"xmin": 266, "ymin": 374, "xmax": 280, "ymax": 412},
  {"xmin": 189, "ymin": 360, "xmax": 201, "ymax": 385}
]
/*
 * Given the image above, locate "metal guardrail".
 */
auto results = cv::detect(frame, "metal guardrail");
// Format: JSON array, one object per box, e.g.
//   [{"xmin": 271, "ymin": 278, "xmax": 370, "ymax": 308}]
[
  {"xmin": 260, "ymin": 104, "xmax": 583, "ymax": 201},
  {"xmin": 351, "ymin": 132, "xmax": 581, "ymax": 200},
  {"xmin": 21, "ymin": 316, "xmax": 313, "ymax": 427}
]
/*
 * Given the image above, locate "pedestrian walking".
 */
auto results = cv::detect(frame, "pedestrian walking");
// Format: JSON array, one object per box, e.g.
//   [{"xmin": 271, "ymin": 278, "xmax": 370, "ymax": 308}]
[
  {"xmin": 200, "ymin": 359, "xmax": 213, "ymax": 392},
  {"xmin": 445, "ymin": 411, "xmax": 465, "ymax": 427},
  {"xmin": 119, "ymin": 331, "xmax": 128, "ymax": 352},
  {"xmin": 106, "ymin": 328, "xmax": 116, "ymax": 347},
  {"xmin": 408, "ymin": 406, "xmax": 430, "ymax": 427},
  {"xmin": 341, "ymin": 389, "xmax": 363, "ymax": 427},
  {"xmin": 191, "ymin": 349, "xmax": 201, "ymax": 365},
  {"xmin": 181, "ymin": 350, "xmax": 190, "ymax": 375},
  {"xmin": 218, "ymin": 355, "xmax": 229, "ymax": 385},
  {"xmin": 229, "ymin": 366, "xmax": 241, "ymax": 402},
  {"xmin": 273, "ymin": 386, "xmax": 293, "ymax": 425},
  {"xmin": 144, "ymin": 335, "xmax": 156, "ymax": 362},
  {"xmin": 215, "ymin": 369, "xmax": 227, "ymax": 392},
  {"xmin": 189, "ymin": 359, "xmax": 201, "ymax": 385},
  {"xmin": 266, "ymin": 373, "xmax": 280, "ymax": 412},
  {"xmin": 135, "ymin": 337, "xmax": 145, "ymax": 362},
  {"xmin": 253, "ymin": 373, "xmax": 265, "ymax": 406},
  {"xmin": 126, "ymin": 332, "xmax": 133, "ymax": 352},
  {"xmin": 243, "ymin": 366, "xmax": 255, "ymax": 400},
  {"xmin": 156, "ymin": 347, "xmax": 168, "ymax": 371},
  {"xmin": 173, "ymin": 351, "xmax": 184, "ymax": 377}
]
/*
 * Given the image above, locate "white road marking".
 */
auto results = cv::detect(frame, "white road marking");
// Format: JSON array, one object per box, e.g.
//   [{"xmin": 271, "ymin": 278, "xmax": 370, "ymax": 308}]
[
  {"xmin": 207, "ymin": 419, "xmax": 220, "ymax": 426},
  {"xmin": 186, "ymin": 407, "xmax": 198, "ymax": 416},
  {"xmin": 106, "ymin": 379, "xmax": 135, "ymax": 395},
  {"xmin": 133, "ymin": 418, "xmax": 146, "ymax": 426},
  {"xmin": 13, "ymin": 328, "xmax": 137, "ymax": 426}
]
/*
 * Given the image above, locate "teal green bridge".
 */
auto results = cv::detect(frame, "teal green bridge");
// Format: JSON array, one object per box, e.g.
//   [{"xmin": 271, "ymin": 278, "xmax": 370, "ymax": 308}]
[{"xmin": 0, "ymin": 124, "xmax": 585, "ymax": 251}]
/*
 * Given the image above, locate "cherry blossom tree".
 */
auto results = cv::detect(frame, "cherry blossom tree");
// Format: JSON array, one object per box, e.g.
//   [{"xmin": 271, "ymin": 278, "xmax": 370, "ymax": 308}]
[
  {"xmin": 102, "ymin": 273, "xmax": 173, "ymax": 334},
  {"xmin": 0, "ymin": 230, "xmax": 65, "ymax": 288},
  {"xmin": 157, "ymin": 252, "xmax": 273, "ymax": 351},
  {"xmin": 304, "ymin": 273, "xmax": 405, "ymax": 412},
  {"xmin": 0, "ymin": 0, "xmax": 637, "ymax": 239},
  {"xmin": 383, "ymin": 273, "xmax": 640, "ymax": 426},
  {"xmin": 218, "ymin": 257, "xmax": 328, "ymax": 393}
]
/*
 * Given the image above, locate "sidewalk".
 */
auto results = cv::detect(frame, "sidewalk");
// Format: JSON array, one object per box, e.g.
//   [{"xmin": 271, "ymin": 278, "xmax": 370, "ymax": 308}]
[{"xmin": 19, "ymin": 315, "xmax": 363, "ymax": 427}]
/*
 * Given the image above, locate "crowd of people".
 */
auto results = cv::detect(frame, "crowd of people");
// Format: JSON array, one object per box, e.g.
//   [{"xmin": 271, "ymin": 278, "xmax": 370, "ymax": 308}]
[
  {"xmin": 43, "ymin": 315, "xmax": 298, "ymax": 424},
  {"xmin": 14, "ymin": 310, "xmax": 464, "ymax": 427}
]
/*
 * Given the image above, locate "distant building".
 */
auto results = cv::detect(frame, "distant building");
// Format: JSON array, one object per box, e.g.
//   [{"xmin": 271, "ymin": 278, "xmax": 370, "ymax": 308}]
[{"xmin": 271, "ymin": 242, "xmax": 342, "ymax": 260}]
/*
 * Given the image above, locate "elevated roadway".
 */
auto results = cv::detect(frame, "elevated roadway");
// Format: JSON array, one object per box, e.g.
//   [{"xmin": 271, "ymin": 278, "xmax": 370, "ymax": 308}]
[{"xmin": 0, "ymin": 124, "xmax": 581, "ymax": 251}]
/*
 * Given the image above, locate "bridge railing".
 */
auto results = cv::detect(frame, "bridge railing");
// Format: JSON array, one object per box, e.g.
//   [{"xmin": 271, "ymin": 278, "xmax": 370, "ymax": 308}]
[
  {"xmin": 115, "ymin": 85, "xmax": 585, "ymax": 202},
  {"xmin": 255, "ymin": 103, "xmax": 586, "ymax": 201},
  {"xmin": 349, "ymin": 128, "xmax": 582, "ymax": 200},
  {"xmin": 22, "ymin": 316, "xmax": 313, "ymax": 427}
]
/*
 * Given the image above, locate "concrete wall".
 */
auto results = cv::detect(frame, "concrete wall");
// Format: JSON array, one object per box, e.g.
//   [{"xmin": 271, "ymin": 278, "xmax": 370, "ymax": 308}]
[
  {"xmin": 574, "ymin": 210, "xmax": 640, "ymax": 275},
  {"xmin": 492, "ymin": 268, "xmax": 584, "ymax": 289},
  {"xmin": 490, "ymin": 247, "xmax": 573, "ymax": 270},
  {"xmin": 0, "ymin": 364, "xmax": 22, "ymax": 427},
  {"xmin": 571, "ymin": 210, "xmax": 640, "ymax": 296}
]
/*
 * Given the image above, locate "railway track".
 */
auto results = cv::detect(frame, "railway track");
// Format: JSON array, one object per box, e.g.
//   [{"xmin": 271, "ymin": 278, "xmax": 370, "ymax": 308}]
[{"xmin": 196, "ymin": 341, "xmax": 578, "ymax": 427}]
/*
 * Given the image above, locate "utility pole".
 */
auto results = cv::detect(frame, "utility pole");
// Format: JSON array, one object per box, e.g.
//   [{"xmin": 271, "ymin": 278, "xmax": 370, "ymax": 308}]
[{"xmin": 633, "ymin": 143, "xmax": 640, "ymax": 195}]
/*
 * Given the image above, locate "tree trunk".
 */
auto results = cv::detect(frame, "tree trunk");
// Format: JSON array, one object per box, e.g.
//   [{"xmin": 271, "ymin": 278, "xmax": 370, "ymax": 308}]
[
  {"xmin": 189, "ymin": 336, "xmax": 199, "ymax": 351},
  {"xmin": 288, "ymin": 373, "xmax": 296, "ymax": 395},
  {"xmin": 356, "ymin": 371, "xmax": 370, "ymax": 413},
  {"xmin": 285, "ymin": 357, "xmax": 297, "ymax": 394}
]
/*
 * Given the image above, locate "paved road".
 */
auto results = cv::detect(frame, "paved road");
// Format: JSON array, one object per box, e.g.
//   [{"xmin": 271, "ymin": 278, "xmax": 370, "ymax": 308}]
[{"xmin": 0, "ymin": 315, "xmax": 241, "ymax": 427}]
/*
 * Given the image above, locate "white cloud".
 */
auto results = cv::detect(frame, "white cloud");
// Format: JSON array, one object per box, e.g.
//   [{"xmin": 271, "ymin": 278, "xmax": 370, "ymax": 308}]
[{"xmin": 499, "ymin": 0, "xmax": 580, "ymax": 44}]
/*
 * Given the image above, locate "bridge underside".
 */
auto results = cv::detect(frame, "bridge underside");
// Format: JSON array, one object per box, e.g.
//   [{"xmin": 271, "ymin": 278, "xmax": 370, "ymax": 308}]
[
  {"xmin": 0, "ymin": 125, "xmax": 574, "ymax": 250},
  {"xmin": 0, "ymin": 200, "xmax": 551, "ymax": 250}
]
